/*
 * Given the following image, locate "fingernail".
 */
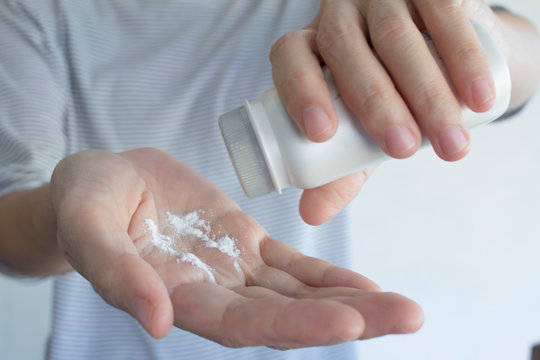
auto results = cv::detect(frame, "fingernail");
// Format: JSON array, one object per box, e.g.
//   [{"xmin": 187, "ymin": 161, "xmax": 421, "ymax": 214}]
[
  {"xmin": 384, "ymin": 125, "xmax": 417, "ymax": 156},
  {"xmin": 471, "ymin": 79, "xmax": 494, "ymax": 107},
  {"xmin": 303, "ymin": 106, "xmax": 333, "ymax": 141},
  {"xmin": 132, "ymin": 297, "xmax": 153, "ymax": 334},
  {"xmin": 438, "ymin": 126, "xmax": 469, "ymax": 157}
]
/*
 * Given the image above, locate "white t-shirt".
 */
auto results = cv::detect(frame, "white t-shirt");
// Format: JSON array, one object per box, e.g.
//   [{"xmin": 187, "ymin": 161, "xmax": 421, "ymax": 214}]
[{"xmin": 0, "ymin": 1, "xmax": 357, "ymax": 358}]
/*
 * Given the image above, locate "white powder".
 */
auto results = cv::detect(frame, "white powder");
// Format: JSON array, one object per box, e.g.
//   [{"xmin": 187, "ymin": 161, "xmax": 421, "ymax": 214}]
[
  {"xmin": 166, "ymin": 210, "xmax": 240, "ymax": 260},
  {"xmin": 144, "ymin": 218, "xmax": 178, "ymax": 255},
  {"xmin": 144, "ymin": 210, "xmax": 241, "ymax": 283},
  {"xmin": 176, "ymin": 253, "xmax": 216, "ymax": 284},
  {"xmin": 214, "ymin": 235, "xmax": 240, "ymax": 258},
  {"xmin": 166, "ymin": 211, "xmax": 211, "ymax": 244}
]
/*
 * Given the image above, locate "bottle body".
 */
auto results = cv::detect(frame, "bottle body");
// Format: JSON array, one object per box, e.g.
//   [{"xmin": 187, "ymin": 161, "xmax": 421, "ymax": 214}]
[
  {"xmin": 251, "ymin": 85, "xmax": 384, "ymax": 191},
  {"xmin": 219, "ymin": 20, "xmax": 511, "ymax": 198}
]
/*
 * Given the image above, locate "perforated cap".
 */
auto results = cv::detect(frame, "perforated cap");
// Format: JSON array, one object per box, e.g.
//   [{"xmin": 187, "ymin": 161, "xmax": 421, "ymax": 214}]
[{"xmin": 219, "ymin": 106, "xmax": 274, "ymax": 198}]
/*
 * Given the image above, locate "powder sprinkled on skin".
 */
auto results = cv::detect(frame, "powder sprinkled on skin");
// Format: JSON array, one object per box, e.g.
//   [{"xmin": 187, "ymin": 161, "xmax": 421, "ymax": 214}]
[
  {"xmin": 144, "ymin": 218, "xmax": 178, "ymax": 255},
  {"xmin": 166, "ymin": 211, "xmax": 211, "ymax": 244},
  {"xmin": 176, "ymin": 253, "xmax": 216, "ymax": 284},
  {"xmin": 144, "ymin": 210, "xmax": 241, "ymax": 283},
  {"xmin": 215, "ymin": 235, "xmax": 240, "ymax": 258},
  {"xmin": 145, "ymin": 217, "xmax": 215, "ymax": 283},
  {"xmin": 166, "ymin": 211, "xmax": 240, "ymax": 261}
]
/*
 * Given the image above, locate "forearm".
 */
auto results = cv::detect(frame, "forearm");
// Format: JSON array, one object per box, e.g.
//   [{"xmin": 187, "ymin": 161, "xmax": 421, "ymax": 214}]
[
  {"xmin": 493, "ymin": 7, "xmax": 540, "ymax": 111},
  {"xmin": 0, "ymin": 184, "xmax": 70, "ymax": 276}
]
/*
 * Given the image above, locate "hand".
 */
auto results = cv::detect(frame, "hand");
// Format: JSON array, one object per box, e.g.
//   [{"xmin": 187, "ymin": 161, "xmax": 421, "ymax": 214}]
[
  {"xmin": 50, "ymin": 148, "xmax": 423, "ymax": 348},
  {"xmin": 271, "ymin": 0, "xmax": 503, "ymax": 224}
]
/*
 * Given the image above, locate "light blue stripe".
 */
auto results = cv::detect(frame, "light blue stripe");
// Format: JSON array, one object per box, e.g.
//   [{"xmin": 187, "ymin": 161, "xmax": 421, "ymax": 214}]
[{"xmin": 1, "ymin": 1, "xmax": 358, "ymax": 359}]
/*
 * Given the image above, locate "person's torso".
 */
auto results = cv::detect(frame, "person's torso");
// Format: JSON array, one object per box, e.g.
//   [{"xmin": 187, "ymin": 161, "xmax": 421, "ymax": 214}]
[{"xmin": 8, "ymin": 1, "xmax": 356, "ymax": 358}]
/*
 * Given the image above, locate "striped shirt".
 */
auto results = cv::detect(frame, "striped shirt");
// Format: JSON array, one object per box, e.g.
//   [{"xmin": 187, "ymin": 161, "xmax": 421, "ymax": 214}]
[{"xmin": 0, "ymin": 1, "xmax": 357, "ymax": 359}]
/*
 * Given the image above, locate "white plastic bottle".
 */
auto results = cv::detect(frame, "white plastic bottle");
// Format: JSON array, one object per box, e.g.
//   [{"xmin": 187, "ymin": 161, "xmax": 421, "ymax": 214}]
[{"xmin": 219, "ymin": 20, "xmax": 511, "ymax": 198}]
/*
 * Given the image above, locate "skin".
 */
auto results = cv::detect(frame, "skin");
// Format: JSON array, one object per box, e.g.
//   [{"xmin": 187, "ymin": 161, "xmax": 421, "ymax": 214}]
[
  {"xmin": 0, "ymin": 0, "xmax": 539, "ymax": 350},
  {"xmin": 0, "ymin": 148, "xmax": 423, "ymax": 346},
  {"xmin": 271, "ymin": 0, "xmax": 540, "ymax": 225}
]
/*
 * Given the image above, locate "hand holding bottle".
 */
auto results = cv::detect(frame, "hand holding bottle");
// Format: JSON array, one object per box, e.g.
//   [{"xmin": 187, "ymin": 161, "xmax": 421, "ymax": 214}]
[{"xmin": 266, "ymin": 0, "xmax": 539, "ymax": 225}]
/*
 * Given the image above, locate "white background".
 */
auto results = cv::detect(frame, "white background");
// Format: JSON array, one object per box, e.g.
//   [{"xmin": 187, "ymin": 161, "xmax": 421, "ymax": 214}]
[
  {"xmin": 353, "ymin": 81, "xmax": 540, "ymax": 358},
  {"xmin": 351, "ymin": 1, "xmax": 540, "ymax": 358},
  {"xmin": 1, "ymin": 0, "xmax": 539, "ymax": 359}
]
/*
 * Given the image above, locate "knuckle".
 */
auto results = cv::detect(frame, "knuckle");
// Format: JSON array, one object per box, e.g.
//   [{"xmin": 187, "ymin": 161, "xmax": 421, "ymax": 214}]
[
  {"xmin": 431, "ymin": 0, "xmax": 463, "ymax": 16},
  {"xmin": 419, "ymin": 84, "xmax": 449, "ymax": 108},
  {"xmin": 361, "ymin": 83, "xmax": 391, "ymax": 108},
  {"xmin": 369, "ymin": 13, "xmax": 411, "ymax": 47},
  {"xmin": 325, "ymin": 181, "xmax": 356, "ymax": 213},
  {"xmin": 453, "ymin": 42, "xmax": 484, "ymax": 64},
  {"xmin": 290, "ymin": 66, "xmax": 314, "ymax": 84},
  {"xmin": 279, "ymin": 65, "xmax": 321, "ymax": 93},
  {"xmin": 87, "ymin": 259, "xmax": 128, "ymax": 311},
  {"xmin": 286, "ymin": 252, "xmax": 305, "ymax": 273},
  {"xmin": 269, "ymin": 30, "xmax": 304, "ymax": 64},
  {"xmin": 320, "ymin": 265, "xmax": 339, "ymax": 286},
  {"xmin": 352, "ymin": 81, "xmax": 395, "ymax": 116},
  {"xmin": 316, "ymin": 19, "xmax": 358, "ymax": 55},
  {"xmin": 218, "ymin": 300, "xmax": 247, "ymax": 348},
  {"xmin": 415, "ymin": 0, "xmax": 462, "ymax": 15},
  {"xmin": 90, "ymin": 271, "xmax": 115, "ymax": 305},
  {"xmin": 414, "ymin": 81, "xmax": 458, "ymax": 119}
]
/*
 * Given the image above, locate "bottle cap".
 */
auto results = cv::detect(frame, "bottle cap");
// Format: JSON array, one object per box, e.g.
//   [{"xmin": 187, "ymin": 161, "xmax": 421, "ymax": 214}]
[{"xmin": 219, "ymin": 106, "xmax": 274, "ymax": 198}]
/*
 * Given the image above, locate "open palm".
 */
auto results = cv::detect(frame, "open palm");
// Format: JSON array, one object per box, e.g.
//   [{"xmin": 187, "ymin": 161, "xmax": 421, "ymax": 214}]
[{"xmin": 50, "ymin": 148, "xmax": 423, "ymax": 349}]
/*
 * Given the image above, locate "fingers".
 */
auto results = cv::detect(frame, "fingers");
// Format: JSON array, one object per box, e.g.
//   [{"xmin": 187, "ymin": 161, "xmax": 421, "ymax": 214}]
[
  {"xmin": 299, "ymin": 166, "xmax": 376, "ymax": 225},
  {"xmin": 103, "ymin": 253, "xmax": 174, "ymax": 339},
  {"xmin": 316, "ymin": 0, "xmax": 422, "ymax": 158},
  {"xmin": 259, "ymin": 237, "xmax": 380, "ymax": 292},
  {"xmin": 167, "ymin": 234, "xmax": 422, "ymax": 348},
  {"xmin": 272, "ymin": 0, "xmax": 496, "ymax": 162},
  {"xmin": 57, "ymin": 214, "xmax": 174, "ymax": 338},
  {"xmin": 171, "ymin": 283, "xmax": 365, "ymax": 349},
  {"xmin": 363, "ymin": 0, "xmax": 469, "ymax": 161},
  {"xmin": 342, "ymin": 291, "xmax": 425, "ymax": 339},
  {"xmin": 415, "ymin": 0, "xmax": 495, "ymax": 112},
  {"xmin": 170, "ymin": 262, "xmax": 423, "ymax": 348},
  {"xmin": 270, "ymin": 29, "xmax": 338, "ymax": 142},
  {"xmin": 256, "ymin": 236, "xmax": 423, "ymax": 338}
]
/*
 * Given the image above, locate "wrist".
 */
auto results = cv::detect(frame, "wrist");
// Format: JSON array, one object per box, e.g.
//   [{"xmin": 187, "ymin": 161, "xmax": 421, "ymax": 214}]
[
  {"xmin": 30, "ymin": 183, "xmax": 71, "ymax": 275},
  {"xmin": 0, "ymin": 184, "xmax": 70, "ymax": 276},
  {"xmin": 30, "ymin": 184, "xmax": 58, "ymax": 248}
]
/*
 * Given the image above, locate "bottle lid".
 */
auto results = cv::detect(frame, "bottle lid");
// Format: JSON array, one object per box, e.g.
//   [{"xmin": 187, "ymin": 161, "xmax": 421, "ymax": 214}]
[{"xmin": 219, "ymin": 106, "xmax": 274, "ymax": 198}]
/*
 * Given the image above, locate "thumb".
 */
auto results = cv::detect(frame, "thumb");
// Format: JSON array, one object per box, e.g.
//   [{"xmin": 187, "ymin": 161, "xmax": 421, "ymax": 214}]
[
  {"xmin": 96, "ymin": 252, "xmax": 174, "ymax": 339},
  {"xmin": 299, "ymin": 166, "xmax": 376, "ymax": 225},
  {"xmin": 50, "ymin": 150, "xmax": 173, "ymax": 338},
  {"xmin": 57, "ymin": 218, "xmax": 173, "ymax": 338}
]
